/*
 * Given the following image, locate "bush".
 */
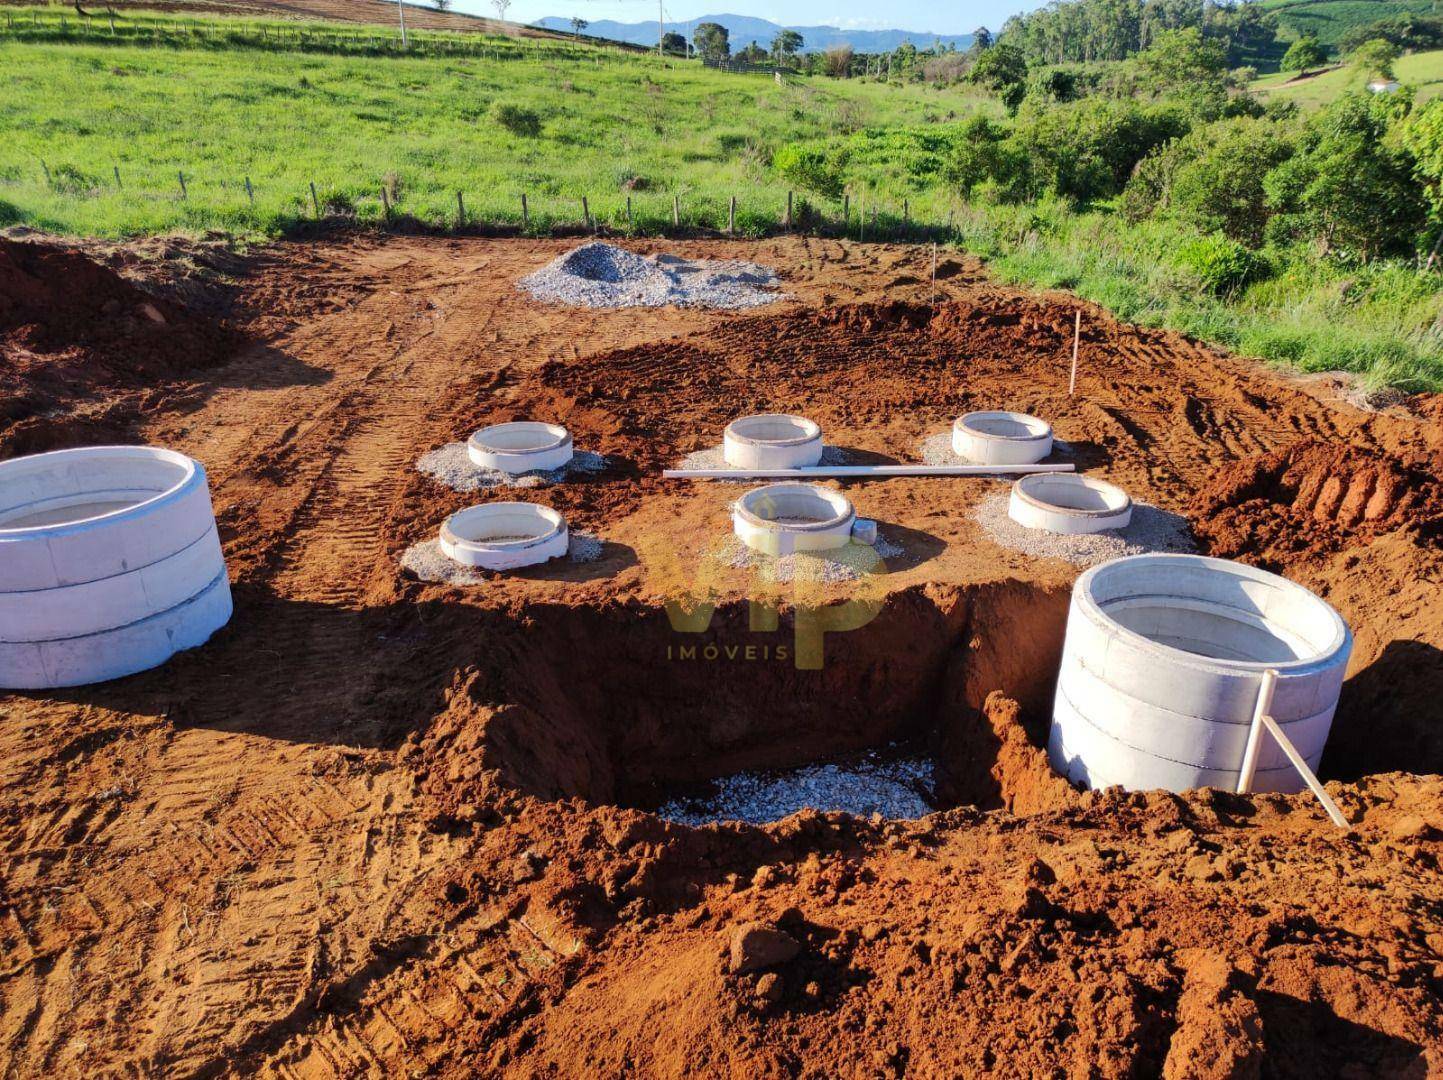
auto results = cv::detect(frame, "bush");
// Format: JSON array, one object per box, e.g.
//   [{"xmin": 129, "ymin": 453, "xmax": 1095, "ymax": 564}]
[
  {"xmin": 1177, "ymin": 233, "xmax": 1265, "ymax": 295},
  {"xmin": 772, "ymin": 142, "xmax": 847, "ymax": 198},
  {"xmin": 489, "ymin": 101, "xmax": 541, "ymax": 137}
]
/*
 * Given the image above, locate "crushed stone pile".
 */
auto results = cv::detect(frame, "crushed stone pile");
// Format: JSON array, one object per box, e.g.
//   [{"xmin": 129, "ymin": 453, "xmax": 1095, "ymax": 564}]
[
  {"xmin": 722, "ymin": 530, "xmax": 906, "ymax": 584},
  {"xmin": 416, "ymin": 443, "xmax": 608, "ymax": 492},
  {"xmin": 658, "ymin": 746, "xmax": 936, "ymax": 825},
  {"xmin": 972, "ymin": 488, "xmax": 1195, "ymax": 566},
  {"xmin": 519, "ymin": 243, "xmax": 783, "ymax": 309}
]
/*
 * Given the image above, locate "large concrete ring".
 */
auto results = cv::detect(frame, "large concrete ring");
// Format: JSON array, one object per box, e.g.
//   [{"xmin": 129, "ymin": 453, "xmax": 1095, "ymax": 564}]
[
  {"xmin": 723, "ymin": 414, "xmax": 824, "ymax": 470},
  {"xmin": 952, "ymin": 411, "xmax": 1053, "ymax": 465},
  {"xmin": 733, "ymin": 482, "xmax": 856, "ymax": 556},
  {"xmin": 467, "ymin": 422, "xmax": 573, "ymax": 474},
  {"xmin": 439, "ymin": 502, "xmax": 569, "ymax": 570}
]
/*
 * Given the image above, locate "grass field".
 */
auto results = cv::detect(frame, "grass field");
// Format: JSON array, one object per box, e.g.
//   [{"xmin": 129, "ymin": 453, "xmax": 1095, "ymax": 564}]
[
  {"xmin": 1251, "ymin": 47, "xmax": 1443, "ymax": 106},
  {"xmin": 1260, "ymin": 0, "xmax": 1443, "ymax": 47},
  {"xmin": 0, "ymin": 7, "xmax": 983, "ymax": 237}
]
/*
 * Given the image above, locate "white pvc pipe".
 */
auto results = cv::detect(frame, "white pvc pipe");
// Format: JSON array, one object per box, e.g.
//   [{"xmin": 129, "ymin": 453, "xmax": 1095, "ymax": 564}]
[
  {"xmin": 665, "ymin": 463, "xmax": 1076, "ymax": 479},
  {"xmin": 1235, "ymin": 667, "xmax": 1278, "ymax": 794}
]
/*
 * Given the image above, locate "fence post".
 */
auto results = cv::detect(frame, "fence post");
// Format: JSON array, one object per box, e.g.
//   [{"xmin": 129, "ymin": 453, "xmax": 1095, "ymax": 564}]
[
  {"xmin": 728, "ymin": 195, "xmax": 736, "ymax": 236},
  {"xmin": 521, "ymin": 192, "xmax": 529, "ymax": 228},
  {"xmin": 380, "ymin": 184, "xmax": 390, "ymax": 217},
  {"xmin": 903, "ymin": 198, "xmax": 909, "ymax": 230},
  {"xmin": 112, "ymin": 165, "xmax": 121, "ymax": 189},
  {"xmin": 310, "ymin": 181, "xmax": 320, "ymax": 217},
  {"xmin": 245, "ymin": 176, "xmax": 254, "ymax": 206},
  {"xmin": 843, "ymin": 193, "xmax": 849, "ymax": 227},
  {"xmin": 177, "ymin": 170, "xmax": 187, "ymax": 199},
  {"xmin": 581, "ymin": 195, "xmax": 590, "ymax": 230},
  {"xmin": 785, "ymin": 190, "xmax": 793, "ymax": 231},
  {"xmin": 626, "ymin": 195, "xmax": 632, "ymax": 229},
  {"xmin": 456, "ymin": 190, "xmax": 465, "ymax": 227},
  {"xmin": 672, "ymin": 194, "xmax": 680, "ymax": 229}
]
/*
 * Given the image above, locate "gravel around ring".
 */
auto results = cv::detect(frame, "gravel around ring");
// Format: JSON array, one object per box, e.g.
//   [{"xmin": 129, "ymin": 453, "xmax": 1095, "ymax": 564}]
[
  {"xmin": 416, "ymin": 443, "xmax": 608, "ymax": 492},
  {"xmin": 971, "ymin": 488, "xmax": 1195, "ymax": 566},
  {"xmin": 400, "ymin": 533, "xmax": 605, "ymax": 584}
]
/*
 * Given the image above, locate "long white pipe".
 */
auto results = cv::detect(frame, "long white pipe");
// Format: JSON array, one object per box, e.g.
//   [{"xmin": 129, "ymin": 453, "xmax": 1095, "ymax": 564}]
[
  {"xmin": 663, "ymin": 463, "xmax": 1076, "ymax": 480},
  {"xmin": 1260, "ymin": 713, "xmax": 1351, "ymax": 828}
]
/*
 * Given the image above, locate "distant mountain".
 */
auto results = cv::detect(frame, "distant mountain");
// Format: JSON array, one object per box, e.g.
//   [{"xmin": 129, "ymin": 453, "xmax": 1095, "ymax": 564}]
[{"xmin": 533, "ymin": 14, "xmax": 974, "ymax": 53}]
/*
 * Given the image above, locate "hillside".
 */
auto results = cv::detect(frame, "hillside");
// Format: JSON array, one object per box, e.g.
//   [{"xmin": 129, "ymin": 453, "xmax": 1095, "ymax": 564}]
[
  {"xmin": 1262, "ymin": 0, "xmax": 1443, "ymax": 46},
  {"xmin": 533, "ymin": 13, "xmax": 975, "ymax": 53},
  {"xmin": 1251, "ymin": 46, "xmax": 1443, "ymax": 104}
]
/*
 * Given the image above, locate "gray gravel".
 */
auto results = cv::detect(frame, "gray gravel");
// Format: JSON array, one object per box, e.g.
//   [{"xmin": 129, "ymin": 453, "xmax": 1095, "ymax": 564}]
[
  {"xmin": 658, "ymin": 746, "xmax": 936, "ymax": 825},
  {"xmin": 672, "ymin": 443, "xmax": 853, "ymax": 479},
  {"xmin": 971, "ymin": 488, "xmax": 1195, "ymax": 566},
  {"xmin": 416, "ymin": 443, "xmax": 608, "ymax": 492},
  {"xmin": 722, "ymin": 528, "xmax": 906, "ymax": 584},
  {"xmin": 519, "ymin": 243, "xmax": 783, "ymax": 309},
  {"xmin": 400, "ymin": 532, "xmax": 604, "ymax": 583}
]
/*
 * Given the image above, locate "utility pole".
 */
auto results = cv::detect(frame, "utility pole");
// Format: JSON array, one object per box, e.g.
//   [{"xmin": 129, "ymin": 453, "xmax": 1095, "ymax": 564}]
[
  {"xmin": 397, "ymin": 0, "xmax": 407, "ymax": 47},
  {"xmin": 657, "ymin": 0, "xmax": 663, "ymax": 54}
]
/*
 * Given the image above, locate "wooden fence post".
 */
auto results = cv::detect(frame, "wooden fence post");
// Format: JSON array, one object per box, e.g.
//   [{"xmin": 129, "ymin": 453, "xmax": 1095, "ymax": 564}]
[
  {"xmin": 310, "ymin": 181, "xmax": 320, "ymax": 217},
  {"xmin": 581, "ymin": 195, "xmax": 590, "ymax": 230},
  {"xmin": 456, "ymin": 190, "xmax": 465, "ymax": 226},
  {"xmin": 626, "ymin": 195, "xmax": 632, "ymax": 229},
  {"xmin": 728, "ymin": 195, "xmax": 736, "ymax": 236},
  {"xmin": 672, "ymin": 194, "xmax": 680, "ymax": 228},
  {"xmin": 521, "ymin": 192, "xmax": 529, "ymax": 228},
  {"xmin": 785, "ymin": 190, "xmax": 793, "ymax": 230},
  {"xmin": 112, "ymin": 165, "xmax": 121, "ymax": 189},
  {"xmin": 177, "ymin": 170, "xmax": 187, "ymax": 199},
  {"xmin": 245, "ymin": 176, "xmax": 254, "ymax": 206},
  {"xmin": 843, "ymin": 193, "xmax": 849, "ymax": 226},
  {"xmin": 380, "ymin": 184, "xmax": 390, "ymax": 217}
]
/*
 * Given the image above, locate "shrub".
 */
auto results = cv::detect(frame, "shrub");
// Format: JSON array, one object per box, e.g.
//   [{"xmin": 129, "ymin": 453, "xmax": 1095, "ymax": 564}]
[
  {"xmin": 490, "ymin": 101, "xmax": 541, "ymax": 137},
  {"xmin": 772, "ymin": 142, "xmax": 847, "ymax": 198},
  {"xmin": 1177, "ymin": 233, "xmax": 1265, "ymax": 295}
]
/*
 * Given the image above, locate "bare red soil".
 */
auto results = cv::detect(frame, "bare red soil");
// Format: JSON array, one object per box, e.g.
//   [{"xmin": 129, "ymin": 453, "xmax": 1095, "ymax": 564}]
[{"xmin": 1, "ymin": 234, "xmax": 1441, "ymax": 1077}]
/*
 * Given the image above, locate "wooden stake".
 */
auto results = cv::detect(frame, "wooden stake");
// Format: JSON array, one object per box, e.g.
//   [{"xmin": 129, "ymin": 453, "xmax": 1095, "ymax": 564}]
[
  {"xmin": 1069, "ymin": 310, "xmax": 1081, "ymax": 396},
  {"xmin": 728, "ymin": 195, "xmax": 736, "ymax": 235},
  {"xmin": 843, "ymin": 192, "xmax": 849, "ymax": 225},
  {"xmin": 456, "ymin": 189, "xmax": 465, "ymax": 226},
  {"xmin": 672, "ymin": 194, "xmax": 680, "ymax": 228},
  {"xmin": 785, "ymin": 190, "xmax": 793, "ymax": 230},
  {"xmin": 521, "ymin": 192, "xmax": 529, "ymax": 228},
  {"xmin": 626, "ymin": 195, "xmax": 632, "ymax": 229},
  {"xmin": 177, "ymin": 170, "xmax": 187, "ymax": 199},
  {"xmin": 244, "ymin": 176, "xmax": 254, "ymax": 205},
  {"xmin": 380, "ymin": 184, "xmax": 389, "ymax": 216},
  {"xmin": 112, "ymin": 165, "xmax": 121, "ymax": 189},
  {"xmin": 310, "ymin": 181, "xmax": 320, "ymax": 217},
  {"xmin": 581, "ymin": 195, "xmax": 590, "ymax": 230}
]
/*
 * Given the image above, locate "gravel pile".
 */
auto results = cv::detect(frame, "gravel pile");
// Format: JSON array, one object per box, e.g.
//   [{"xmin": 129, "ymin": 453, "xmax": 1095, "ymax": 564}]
[
  {"xmin": 721, "ymin": 529, "xmax": 905, "ymax": 584},
  {"xmin": 658, "ymin": 746, "xmax": 936, "ymax": 826},
  {"xmin": 972, "ymin": 488, "xmax": 1195, "ymax": 567},
  {"xmin": 400, "ymin": 532, "xmax": 604, "ymax": 584},
  {"xmin": 519, "ymin": 243, "xmax": 783, "ymax": 309},
  {"xmin": 672, "ymin": 444, "xmax": 852, "ymax": 478},
  {"xmin": 416, "ymin": 443, "xmax": 608, "ymax": 492}
]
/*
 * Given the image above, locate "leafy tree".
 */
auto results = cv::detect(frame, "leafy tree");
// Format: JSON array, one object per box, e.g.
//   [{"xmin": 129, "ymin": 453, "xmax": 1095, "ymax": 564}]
[
  {"xmin": 972, "ymin": 26, "xmax": 992, "ymax": 50},
  {"xmin": 771, "ymin": 29, "xmax": 804, "ymax": 64},
  {"xmin": 738, "ymin": 42, "xmax": 768, "ymax": 64},
  {"xmin": 1405, "ymin": 100, "xmax": 1443, "ymax": 219},
  {"xmin": 693, "ymin": 21, "xmax": 729, "ymax": 61},
  {"xmin": 1137, "ymin": 27, "xmax": 1228, "ymax": 88},
  {"xmin": 661, "ymin": 31, "xmax": 686, "ymax": 55},
  {"xmin": 1264, "ymin": 93, "xmax": 1426, "ymax": 260},
  {"xmin": 1351, "ymin": 38, "xmax": 1401, "ymax": 81},
  {"xmin": 1281, "ymin": 35, "xmax": 1325, "ymax": 76},
  {"xmin": 970, "ymin": 42, "xmax": 1027, "ymax": 110},
  {"xmin": 568, "ymin": 16, "xmax": 587, "ymax": 39}
]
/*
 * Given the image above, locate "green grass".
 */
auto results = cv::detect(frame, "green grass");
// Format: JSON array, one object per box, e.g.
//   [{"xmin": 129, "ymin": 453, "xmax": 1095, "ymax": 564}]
[
  {"xmin": 0, "ymin": 6, "xmax": 981, "ymax": 237},
  {"xmin": 1251, "ymin": 48, "xmax": 1443, "ymax": 107},
  {"xmin": 958, "ymin": 203, "xmax": 1443, "ymax": 392},
  {"xmin": 1260, "ymin": 0, "xmax": 1443, "ymax": 47}
]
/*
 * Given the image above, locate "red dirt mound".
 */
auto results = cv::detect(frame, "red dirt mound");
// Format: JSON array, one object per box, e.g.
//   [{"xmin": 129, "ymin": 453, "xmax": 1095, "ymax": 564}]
[
  {"xmin": 0, "ymin": 237, "xmax": 238, "ymax": 454},
  {"xmin": 1190, "ymin": 439, "xmax": 1443, "ymax": 567}
]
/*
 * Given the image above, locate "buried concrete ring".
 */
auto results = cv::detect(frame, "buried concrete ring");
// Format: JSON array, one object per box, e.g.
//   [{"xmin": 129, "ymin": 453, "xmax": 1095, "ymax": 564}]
[
  {"xmin": 732, "ymin": 482, "xmax": 869, "ymax": 556},
  {"xmin": 723, "ymin": 414, "xmax": 824, "ymax": 470},
  {"xmin": 952, "ymin": 410, "xmax": 1054, "ymax": 466},
  {"xmin": 1008, "ymin": 473, "xmax": 1133, "ymax": 534},
  {"xmin": 467, "ymin": 422, "xmax": 573, "ymax": 474},
  {"xmin": 440, "ymin": 502, "xmax": 570, "ymax": 570}
]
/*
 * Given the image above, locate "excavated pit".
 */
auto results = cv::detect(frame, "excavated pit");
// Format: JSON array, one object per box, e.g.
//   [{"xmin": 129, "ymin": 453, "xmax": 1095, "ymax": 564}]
[{"xmin": 435, "ymin": 581, "xmax": 1079, "ymax": 821}]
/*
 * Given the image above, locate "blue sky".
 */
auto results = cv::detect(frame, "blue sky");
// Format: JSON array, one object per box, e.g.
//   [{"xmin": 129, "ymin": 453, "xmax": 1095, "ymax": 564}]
[{"xmin": 466, "ymin": 1, "xmax": 1032, "ymax": 35}]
